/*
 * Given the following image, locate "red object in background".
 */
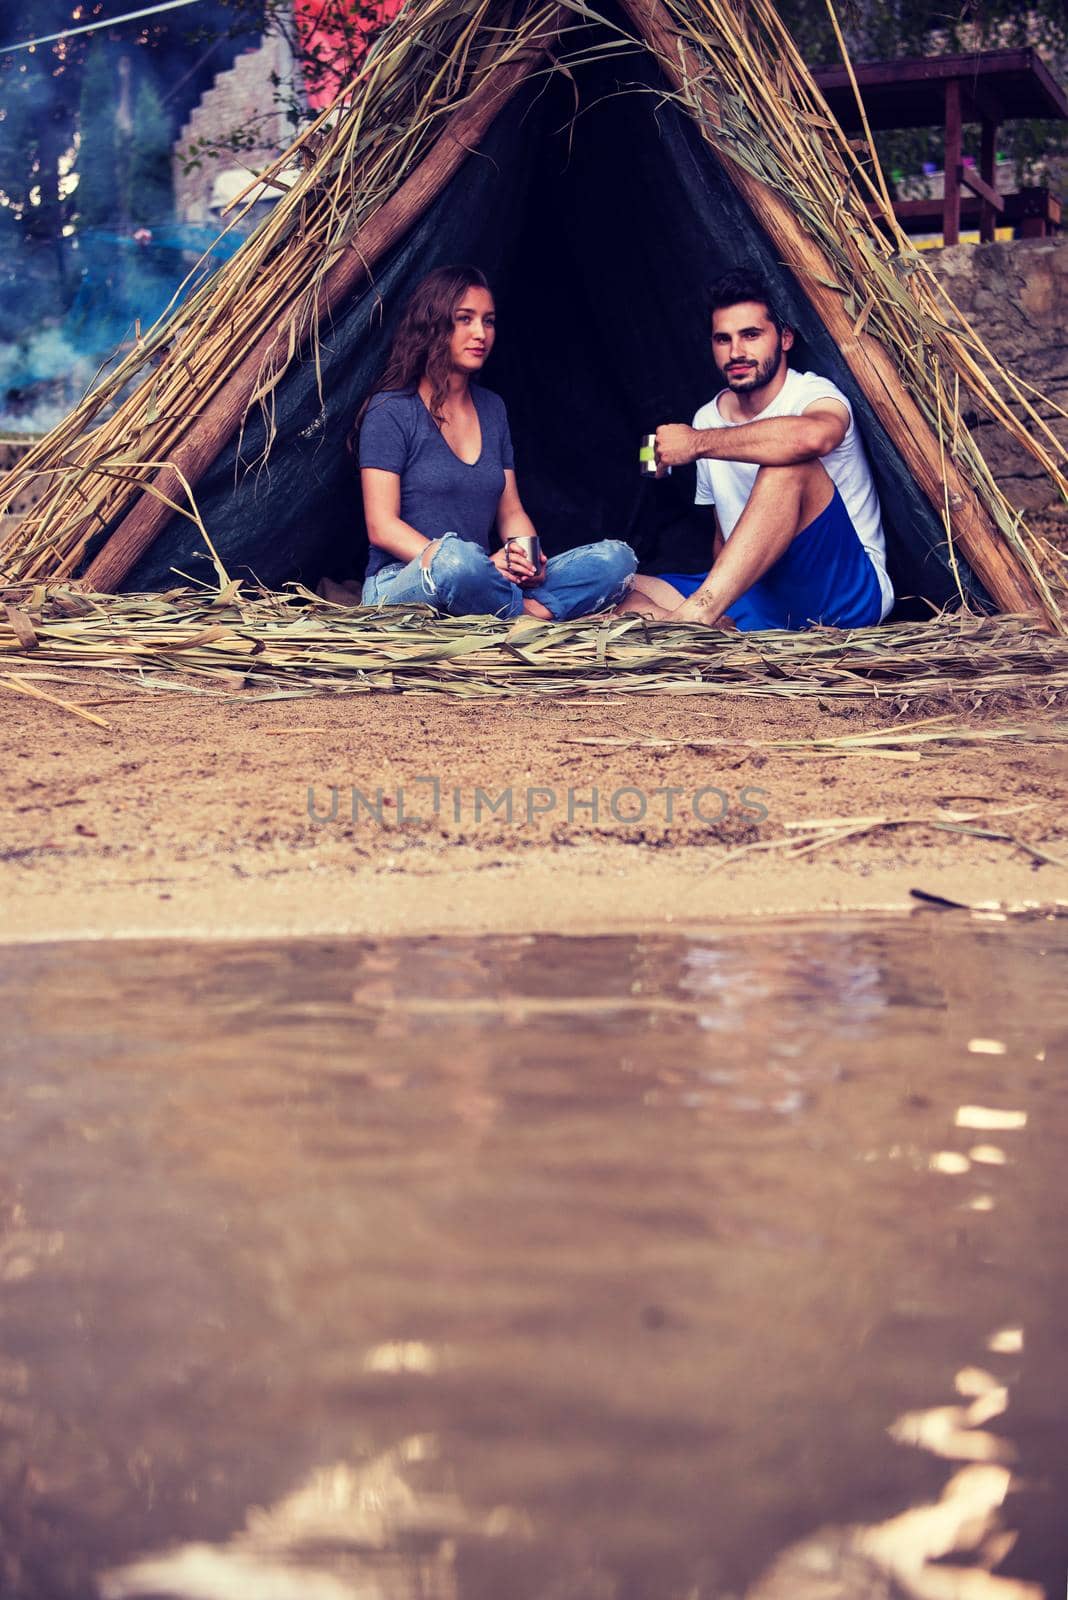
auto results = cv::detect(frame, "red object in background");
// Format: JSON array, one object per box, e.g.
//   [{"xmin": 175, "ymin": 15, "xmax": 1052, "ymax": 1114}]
[{"xmin": 294, "ymin": 0, "xmax": 405, "ymax": 109}]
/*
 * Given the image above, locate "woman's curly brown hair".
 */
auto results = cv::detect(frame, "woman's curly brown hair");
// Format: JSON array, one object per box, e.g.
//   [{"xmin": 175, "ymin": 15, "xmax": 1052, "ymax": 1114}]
[{"xmin": 350, "ymin": 265, "xmax": 492, "ymax": 453}]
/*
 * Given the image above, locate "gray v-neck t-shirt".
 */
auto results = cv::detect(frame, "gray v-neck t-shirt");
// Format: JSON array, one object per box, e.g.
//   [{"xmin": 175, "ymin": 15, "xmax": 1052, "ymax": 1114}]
[{"xmin": 359, "ymin": 386, "xmax": 514, "ymax": 580}]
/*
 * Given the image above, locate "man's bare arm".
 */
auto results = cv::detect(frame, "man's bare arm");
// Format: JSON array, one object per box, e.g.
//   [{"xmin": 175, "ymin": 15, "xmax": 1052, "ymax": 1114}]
[{"xmin": 657, "ymin": 401, "xmax": 848, "ymax": 470}]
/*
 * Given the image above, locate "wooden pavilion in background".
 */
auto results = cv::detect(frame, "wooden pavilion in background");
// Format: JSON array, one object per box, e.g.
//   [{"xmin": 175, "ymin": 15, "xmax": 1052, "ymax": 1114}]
[{"xmin": 813, "ymin": 49, "xmax": 1068, "ymax": 244}]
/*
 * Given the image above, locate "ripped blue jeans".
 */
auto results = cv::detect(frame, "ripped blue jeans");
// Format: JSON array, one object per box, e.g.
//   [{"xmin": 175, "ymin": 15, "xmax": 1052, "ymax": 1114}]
[{"xmin": 362, "ymin": 532, "xmax": 637, "ymax": 620}]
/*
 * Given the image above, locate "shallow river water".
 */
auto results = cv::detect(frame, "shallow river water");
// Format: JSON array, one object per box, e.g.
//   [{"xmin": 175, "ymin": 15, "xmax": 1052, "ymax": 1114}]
[{"xmin": 0, "ymin": 915, "xmax": 1065, "ymax": 1600}]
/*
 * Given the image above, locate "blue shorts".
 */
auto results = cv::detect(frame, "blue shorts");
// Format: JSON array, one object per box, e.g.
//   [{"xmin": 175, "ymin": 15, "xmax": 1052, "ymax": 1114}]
[{"xmin": 657, "ymin": 486, "xmax": 884, "ymax": 631}]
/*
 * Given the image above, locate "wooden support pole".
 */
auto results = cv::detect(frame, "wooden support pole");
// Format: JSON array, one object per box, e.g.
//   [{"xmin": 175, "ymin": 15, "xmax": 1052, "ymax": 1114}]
[
  {"xmin": 617, "ymin": 0, "xmax": 1043, "ymax": 618},
  {"xmin": 81, "ymin": 10, "xmax": 568, "ymax": 593},
  {"xmin": 979, "ymin": 115, "xmax": 999, "ymax": 242},
  {"xmin": 943, "ymin": 77, "xmax": 962, "ymax": 246}
]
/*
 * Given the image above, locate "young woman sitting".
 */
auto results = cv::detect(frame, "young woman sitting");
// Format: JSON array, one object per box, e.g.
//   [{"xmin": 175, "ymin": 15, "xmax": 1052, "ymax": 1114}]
[{"xmin": 356, "ymin": 265, "xmax": 636, "ymax": 620}]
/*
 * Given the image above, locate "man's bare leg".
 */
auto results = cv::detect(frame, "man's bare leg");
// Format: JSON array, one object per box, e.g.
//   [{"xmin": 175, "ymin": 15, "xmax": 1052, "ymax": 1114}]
[
  {"xmin": 672, "ymin": 460, "xmax": 834, "ymax": 625},
  {"xmin": 611, "ymin": 574, "xmax": 686, "ymax": 619}
]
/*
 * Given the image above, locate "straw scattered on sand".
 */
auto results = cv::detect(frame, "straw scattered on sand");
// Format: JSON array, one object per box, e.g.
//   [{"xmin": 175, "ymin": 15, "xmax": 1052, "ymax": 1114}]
[{"xmin": 1, "ymin": 586, "xmax": 1067, "ymax": 705}]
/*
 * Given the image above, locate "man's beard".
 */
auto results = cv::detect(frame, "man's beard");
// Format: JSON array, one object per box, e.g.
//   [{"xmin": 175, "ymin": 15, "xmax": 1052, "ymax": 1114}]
[{"xmin": 721, "ymin": 336, "xmax": 782, "ymax": 393}]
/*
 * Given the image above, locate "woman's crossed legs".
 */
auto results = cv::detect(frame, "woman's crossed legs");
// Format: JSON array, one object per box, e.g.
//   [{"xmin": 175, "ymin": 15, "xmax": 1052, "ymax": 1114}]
[{"xmin": 364, "ymin": 532, "xmax": 637, "ymax": 621}]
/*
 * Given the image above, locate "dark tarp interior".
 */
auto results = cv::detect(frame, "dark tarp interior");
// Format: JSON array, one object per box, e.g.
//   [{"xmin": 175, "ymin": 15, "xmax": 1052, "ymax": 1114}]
[{"xmin": 113, "ymin": 37, "xmax": 989, "ymax": 617}]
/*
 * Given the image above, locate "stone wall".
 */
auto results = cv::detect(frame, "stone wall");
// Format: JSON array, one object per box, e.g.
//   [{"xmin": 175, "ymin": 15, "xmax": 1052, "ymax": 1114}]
[{"xmin": 925, "ymin": 235, "xmax": 1068, "ymax": 516}]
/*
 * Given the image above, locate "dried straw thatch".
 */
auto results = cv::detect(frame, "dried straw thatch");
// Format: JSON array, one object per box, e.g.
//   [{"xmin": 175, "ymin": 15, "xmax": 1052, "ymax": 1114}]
[
  {"xmin": 0, "ymin": 0, "xmax": 1066, "ymax": 627},
  {"xmin": 2, "ymin": 586, "xmax": 1066, "ymax": 701}
]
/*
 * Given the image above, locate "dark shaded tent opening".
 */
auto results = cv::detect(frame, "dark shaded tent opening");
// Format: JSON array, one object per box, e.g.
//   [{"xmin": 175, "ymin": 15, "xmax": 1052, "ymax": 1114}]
[{"xmin": 121, "ymin": 36, "xmax": 988, "ymax": 618}]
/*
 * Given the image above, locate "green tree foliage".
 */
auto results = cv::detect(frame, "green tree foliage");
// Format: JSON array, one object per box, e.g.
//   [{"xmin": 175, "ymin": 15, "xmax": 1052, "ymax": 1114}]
[
  {"xmin": 0, "ymin": 0, "xmax": 80, "ymax": 239},
  {"xmin": 73, "ymin": 47, "xmax": 173, "ymax": 230},
  {"xmin": 75, "ymin": 42, "xmax": 118, "ymax": 229},
  {"xmin": 129, "ymin": 76, "xmax": 173, "ymax": 224},
  {"xmin": 1, "ymin": 0, "xmax": 258, "ymax": 238},
  {"xmin": 0, "ymin": 54, "xmax": 41, "ymax": 218}
]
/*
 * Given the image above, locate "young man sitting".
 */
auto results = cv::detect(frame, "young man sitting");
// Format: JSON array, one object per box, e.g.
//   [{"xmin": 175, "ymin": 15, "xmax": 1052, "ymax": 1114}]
[{"xmin": 622, "ymin": 270, "xmax": 894, "ymax": 631}]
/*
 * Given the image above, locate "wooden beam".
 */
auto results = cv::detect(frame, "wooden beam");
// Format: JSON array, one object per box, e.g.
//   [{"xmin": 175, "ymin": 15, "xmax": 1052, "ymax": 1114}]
[
  {"xmin": 880, "ymin": 198, "xmax": 983, "ymax": 221},
  {"xmin": 81, "ymin": 9, "xmax": 568, "ymax": 593},
  {"xmin": 870, "ymin": 188, "xmax": 1056, "ymax": 236},
  {"xmin": 959, "ymin": 163, "xmax": 1003, "ymax": 211},
  {"xmin": 617, "ymin": 0, "xmax": 1044, "ymax": 618},
  {"xmin": 943, "ymin": 77, "xmax": 962, "ymax": 247},
  {"xmin": 813, "ymin": 48, "xmax": 1068, "ymax": 124},
  {"xmin": 960, "ymin": 156, "xmax": 1003, "ymax": 249}
]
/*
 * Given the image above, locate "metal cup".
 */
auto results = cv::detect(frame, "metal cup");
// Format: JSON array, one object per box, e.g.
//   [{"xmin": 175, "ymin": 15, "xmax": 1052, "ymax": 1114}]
[
  {"xmin": 506, "ymin": 534, "xmax": 541, "ymax": 570},
  {"xmin": 640, "ymin": 433, "xmax": 670, "ymax": 477}
]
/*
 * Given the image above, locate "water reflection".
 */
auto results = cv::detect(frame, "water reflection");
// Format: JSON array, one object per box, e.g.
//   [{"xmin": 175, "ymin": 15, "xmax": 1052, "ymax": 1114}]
[
  {"xmin": 101, "ymin": 1434, "xmax": 478, "ymax": 1600},
  {"xmin": 987, "ymin": 1330, "xmax": 1024, "ymax": 1355},
  {"xmin": 957, "ymin": 1109, "xmax": 1027, "ymax": 1132},
  {"xmin": 747, "ymin": 1023, "xmax": 1050, "ymax": 1600},
  {"xmin": 0, "ymin": 917, "xmax": 1063, "ymax": 1598}
]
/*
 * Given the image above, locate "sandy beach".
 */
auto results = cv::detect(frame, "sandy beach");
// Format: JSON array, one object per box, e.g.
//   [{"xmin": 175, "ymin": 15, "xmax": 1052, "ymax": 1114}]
[{"xmin": 3, "ymin": 669, "xmax": 1065, "ymax": 942}]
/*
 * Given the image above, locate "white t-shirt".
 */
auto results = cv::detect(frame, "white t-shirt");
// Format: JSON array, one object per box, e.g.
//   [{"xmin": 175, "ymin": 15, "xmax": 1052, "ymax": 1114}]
[{"xmin": 693, "ymin": 368, "xmax": 894, "ymax": 619}]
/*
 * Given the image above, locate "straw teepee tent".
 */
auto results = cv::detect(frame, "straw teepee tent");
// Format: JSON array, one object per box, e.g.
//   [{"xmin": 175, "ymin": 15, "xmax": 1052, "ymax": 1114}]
[{"xmin": 2, "ymin": 0, "xmax": 1066, "ymax": 629}]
